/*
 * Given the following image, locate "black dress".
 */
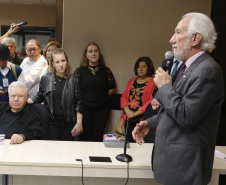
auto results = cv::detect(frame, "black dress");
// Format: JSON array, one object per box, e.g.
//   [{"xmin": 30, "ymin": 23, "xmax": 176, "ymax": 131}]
[{"xmin": 75, "ymin": 64, "xmax": 116, "ymax": 141}]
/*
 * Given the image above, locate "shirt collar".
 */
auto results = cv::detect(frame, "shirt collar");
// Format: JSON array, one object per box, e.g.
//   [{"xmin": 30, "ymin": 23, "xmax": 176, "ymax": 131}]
[
  {"xmin": 185, "ymin": 51, "xmax": 205, "ymax": 69},
  {"xmin": 6, "ymin": 61, "xmax": 12, "ymax": 69},
  {"xmin": 173, "ymin": 58, "xmax": 183, "ymax": 64}
]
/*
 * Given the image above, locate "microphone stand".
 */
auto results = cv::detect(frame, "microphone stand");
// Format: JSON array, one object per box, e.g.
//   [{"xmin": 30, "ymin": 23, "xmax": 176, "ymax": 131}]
[{"xmin": 116, "ymin": 119, "xmax": 133, "ymax": 162}]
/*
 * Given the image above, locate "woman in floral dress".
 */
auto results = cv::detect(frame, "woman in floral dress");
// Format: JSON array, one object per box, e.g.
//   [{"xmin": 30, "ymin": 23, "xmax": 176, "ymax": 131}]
[{"xmin": 121, "ymin": 57, "xmax": 155, "ymax": 142}]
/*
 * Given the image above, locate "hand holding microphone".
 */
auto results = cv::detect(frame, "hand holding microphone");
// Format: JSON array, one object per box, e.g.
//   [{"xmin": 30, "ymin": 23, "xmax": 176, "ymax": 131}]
[
  {"xmin": 12, "ymin": 21, "xmax": 28, "ymax": 28},
  {"xmin": 5, "ymin": 21, "xmax": 28, "ymax": 37},
  {"xmin": 154, "ymin": 51, "xmax": 174, "ymax": 89}
]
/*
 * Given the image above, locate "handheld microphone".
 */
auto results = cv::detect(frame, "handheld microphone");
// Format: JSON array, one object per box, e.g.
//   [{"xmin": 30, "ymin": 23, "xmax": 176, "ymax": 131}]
[
  {"xmin": 162, "ymin": 51, "xmax": 174, "ymax": 71},
  {"xmin": 153, "ymin": 51, "xmax": 174, "ymax": 93},
  {"xmin": 13, "ymin": 21, "xmax": 28, "ymax": 28}
]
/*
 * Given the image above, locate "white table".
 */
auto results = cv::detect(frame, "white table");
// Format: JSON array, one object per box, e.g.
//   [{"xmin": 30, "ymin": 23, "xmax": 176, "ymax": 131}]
[
  {"xmin": 0, "ymin": 140, "xmax": 160, "ymax": 185},
  {"xmin": 0, "ymin": 140, "xmax": 226, "ymax": 185}
]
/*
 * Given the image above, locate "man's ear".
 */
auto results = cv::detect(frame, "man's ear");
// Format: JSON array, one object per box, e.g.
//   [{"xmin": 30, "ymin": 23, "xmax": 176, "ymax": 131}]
[{"xmin": 191, "ymin": 33, "xmax": 202, "ymax": 47}]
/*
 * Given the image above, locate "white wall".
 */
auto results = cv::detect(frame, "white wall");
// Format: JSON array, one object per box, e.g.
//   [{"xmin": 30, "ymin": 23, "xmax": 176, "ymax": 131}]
[{"xmin": 63, "ymin": 0, "xmax": 212, "ymax": 134}]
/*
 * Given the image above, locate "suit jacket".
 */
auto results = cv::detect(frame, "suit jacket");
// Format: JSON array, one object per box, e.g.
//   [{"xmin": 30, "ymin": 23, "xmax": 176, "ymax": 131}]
[
  {"xmin": 144, "ymin": 58, "xmax": 183, "ymax": 121},
  {"xmin": 147, "ymin": 52, "xmax": 224, "ymax": 185}
]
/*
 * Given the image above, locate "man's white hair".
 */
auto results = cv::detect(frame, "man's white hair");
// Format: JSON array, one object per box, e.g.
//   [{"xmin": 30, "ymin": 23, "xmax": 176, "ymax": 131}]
[
  {"xmin": 183, "ymin": 12, "xmax": 217, "ymax": 53},
  {"xmin": 8, "ymin": 81, "xmax": 28, "ymax": 98},
  {"xmin": 1, "ymin": 37, "xmax": 16, "ymax": 45}
]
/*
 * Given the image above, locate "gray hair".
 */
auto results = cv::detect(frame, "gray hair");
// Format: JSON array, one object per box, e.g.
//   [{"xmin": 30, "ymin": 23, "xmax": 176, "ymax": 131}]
[
  {"xmin": 1, "ymin": 37, "xmax": 16, "ymax": 45},
  {"xmin": 8, "ymin": 81, "xmax": 28, "ymax": 98},
  {"xmin": 182, "ymin": 12, "xmax": 217, "ymax": 53}
]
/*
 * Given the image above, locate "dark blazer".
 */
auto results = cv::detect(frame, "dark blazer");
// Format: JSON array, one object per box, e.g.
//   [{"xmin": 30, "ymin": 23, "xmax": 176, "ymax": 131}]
[
  {"xmin": 147, "ymin": 52, "xmax": 224, "ymax": 185},
  {"xmin": 143, "ymin": 58, "xmax": 183, "ymax": 123}
]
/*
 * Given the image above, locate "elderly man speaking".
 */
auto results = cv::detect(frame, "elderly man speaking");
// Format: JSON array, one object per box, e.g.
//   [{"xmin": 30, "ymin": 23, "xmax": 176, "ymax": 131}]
[
  {"xmin": 132, "ymin": 12, "xmax": 224, "ymax": 185},
  {"xmin": 0, "ymin": 81, "xmax": 43, "ymax": 144}
]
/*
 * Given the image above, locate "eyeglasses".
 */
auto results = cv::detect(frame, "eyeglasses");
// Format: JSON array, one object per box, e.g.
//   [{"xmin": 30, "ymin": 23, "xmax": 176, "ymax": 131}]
[{"xmin": 27, "ymin": 48, "xmax": 39, "ymax": 52}]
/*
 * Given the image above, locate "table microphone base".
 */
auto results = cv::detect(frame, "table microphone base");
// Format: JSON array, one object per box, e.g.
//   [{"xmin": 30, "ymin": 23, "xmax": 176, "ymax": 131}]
[{"xmin": 116, "ymin": 154, "xmax": 133, "ymax": 162}]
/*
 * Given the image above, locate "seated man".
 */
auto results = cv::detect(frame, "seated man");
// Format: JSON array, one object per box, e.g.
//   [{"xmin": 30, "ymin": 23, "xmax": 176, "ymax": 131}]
[{"xmin": 0, "ymin": 81, "xmax": 43, "ymax": 144}]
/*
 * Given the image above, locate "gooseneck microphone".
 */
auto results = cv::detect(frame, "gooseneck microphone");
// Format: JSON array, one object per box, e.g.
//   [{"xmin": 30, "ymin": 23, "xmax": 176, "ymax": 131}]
[
  {"xmin": 162, "ymin": 51, "xmax": 174, "ymax": 71},
  {"xmin": 116, "ymin": 119, "xmax": 133, "ymax": 163},
  {"xmin": 13, "ymin": 21, "xmax": 28, "ymax": 28}
]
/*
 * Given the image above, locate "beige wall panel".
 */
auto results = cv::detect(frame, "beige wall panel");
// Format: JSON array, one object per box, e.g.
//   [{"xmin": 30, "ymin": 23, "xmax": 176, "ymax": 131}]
[
  {"xmin": 63, "ymin": 0, "xmax": 119, "ymax": 75},
  {"xmin": 0, "ymin": 4, "xmax": 56, "ymax": 35},
  {"xmin": 63, "ymin": 0, "xmax": 212, "ymax": 134},
  {"xmin": 63, "ymin": 0, "xmax": 211, "ymax": 93}
]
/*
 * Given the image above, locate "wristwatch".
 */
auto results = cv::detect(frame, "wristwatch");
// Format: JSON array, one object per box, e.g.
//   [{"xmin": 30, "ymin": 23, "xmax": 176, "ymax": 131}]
[{"xmin": 20, "ymin": 134, "xmax": 25, "ymax": 141}]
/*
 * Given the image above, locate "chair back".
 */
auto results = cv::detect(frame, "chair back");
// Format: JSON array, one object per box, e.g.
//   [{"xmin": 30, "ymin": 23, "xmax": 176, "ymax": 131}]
[{"xmin": 32, "ymin": 103, "xmax": 49, "ymax": 140}]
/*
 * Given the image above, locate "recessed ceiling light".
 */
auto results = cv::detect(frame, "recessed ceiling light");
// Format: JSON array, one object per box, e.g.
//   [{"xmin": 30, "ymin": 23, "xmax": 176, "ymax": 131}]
[{"xmin": 22, "ymin": 2, "xmax": 33, "ymax": 6}]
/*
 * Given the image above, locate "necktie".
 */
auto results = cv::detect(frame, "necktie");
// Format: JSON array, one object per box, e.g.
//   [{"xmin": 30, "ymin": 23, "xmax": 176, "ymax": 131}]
[
  {"xmin": 173, "ymin": 63, "xmax": 186, "ymax": 87},
  {"xmin": 171, "ymin": 60, "xmax": 179, "ymax": 77}
]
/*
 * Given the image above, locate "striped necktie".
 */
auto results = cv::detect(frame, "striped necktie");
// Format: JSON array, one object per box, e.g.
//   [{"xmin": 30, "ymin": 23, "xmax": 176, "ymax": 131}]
[
  {"xmin": 173, "ymin": 63, "xmax": 186, "ymax": 87},
  {"xmin": 171, "ymin": 60, "xmax": 179, "ymax": 77}
]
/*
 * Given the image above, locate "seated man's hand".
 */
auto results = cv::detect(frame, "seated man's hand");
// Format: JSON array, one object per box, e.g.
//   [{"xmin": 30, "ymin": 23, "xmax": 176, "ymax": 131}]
[
  {"xmin": 10, "ymin": 134, "xmax": 24, "ymax": 144},
  {"xmin": 132, "ymin": 120, "xmax": 149, "ymax": 145},
  {"xmin": 0, "ymin": 86, "xmax": 6, "ymax": 95},
  {"xmin": 151, "ymin": 98, "xmax": 161, "ymax": 110}
]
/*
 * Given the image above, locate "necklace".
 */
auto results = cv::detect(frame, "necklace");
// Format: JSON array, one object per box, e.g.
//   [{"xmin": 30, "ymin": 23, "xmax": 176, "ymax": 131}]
[
  {"xmin": 88, "ymin": 66, "xmax": 99, "ymax": 75},
  {"xmin": 56, "ymin": 75, "xmax": 64, "ymax": 82}
]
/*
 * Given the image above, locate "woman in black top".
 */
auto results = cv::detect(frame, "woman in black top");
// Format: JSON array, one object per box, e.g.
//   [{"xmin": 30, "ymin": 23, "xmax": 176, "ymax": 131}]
[
  {"xmin": 28, "ymin": 48, "xmax": 83, "ymax": 141},
  {"xmin": 74, "ymin": 42, "xmax": 116, "ymax": 142}
]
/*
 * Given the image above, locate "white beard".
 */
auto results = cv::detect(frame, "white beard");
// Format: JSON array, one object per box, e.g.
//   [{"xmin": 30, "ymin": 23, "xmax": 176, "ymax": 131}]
[{"xmin": 173, "ymin": 37, "xmax": 191, "ymax": 61}]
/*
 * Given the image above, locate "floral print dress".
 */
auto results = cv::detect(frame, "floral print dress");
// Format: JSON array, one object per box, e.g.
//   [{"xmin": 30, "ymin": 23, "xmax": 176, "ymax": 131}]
[{"xmin": 128, "ymin": 79, "xmax": 147, "ymax": 123}]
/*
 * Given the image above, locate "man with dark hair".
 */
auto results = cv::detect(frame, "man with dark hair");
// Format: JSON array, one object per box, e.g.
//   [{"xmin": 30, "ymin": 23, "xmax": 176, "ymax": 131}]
[
  {"xmin": 133, "ymin": 12, "xmax": 224, "ymax": 185},
  {"xmin": 0, "ymin": 44, "xmax": 22, "ymax": 102}
]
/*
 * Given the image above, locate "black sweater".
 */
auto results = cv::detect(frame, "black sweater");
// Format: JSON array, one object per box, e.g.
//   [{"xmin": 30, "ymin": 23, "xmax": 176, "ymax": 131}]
[{"xmin": 0, "ymin": 103, "xmax": 43, "ymax": 140}]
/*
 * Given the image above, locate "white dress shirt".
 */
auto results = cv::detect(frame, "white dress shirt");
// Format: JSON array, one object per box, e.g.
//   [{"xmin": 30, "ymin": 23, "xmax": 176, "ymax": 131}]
[{"xmin": 18, "ymin": 55, "xmax": 48, "ymax": 97}]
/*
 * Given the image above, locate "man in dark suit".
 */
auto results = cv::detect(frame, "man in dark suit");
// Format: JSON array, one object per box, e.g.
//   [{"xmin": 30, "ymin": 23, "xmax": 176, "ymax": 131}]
[{"xmin": 132, "ymin": 12, "xmax": 224, "ymax": 185}]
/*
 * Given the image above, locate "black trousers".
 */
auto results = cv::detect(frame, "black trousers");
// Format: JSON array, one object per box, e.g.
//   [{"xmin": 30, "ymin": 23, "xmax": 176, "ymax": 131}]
[
  {"xmin": 79, "ymin": 107, "xmax": 109, "ymax": 142},
  {"xmin": 48, "ymin": 116, "xmax": 74, "ymax": 141}
]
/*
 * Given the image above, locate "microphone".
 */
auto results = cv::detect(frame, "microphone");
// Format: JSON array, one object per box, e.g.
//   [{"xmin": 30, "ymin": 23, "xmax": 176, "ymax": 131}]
[
  {"xmin": 116, "ymin": 119, "xmax": 133, "ymax": 163},
  {"xmin": 153, "ymin": 51, "xmax": 174, "ymax": 93},
  {"xmin": 162, "ymin": 51, "xmax": 174, "ymax": 71},
  {"xmin": 13, "ymin": 21, "xmax": 28, "ymax": 28}
]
